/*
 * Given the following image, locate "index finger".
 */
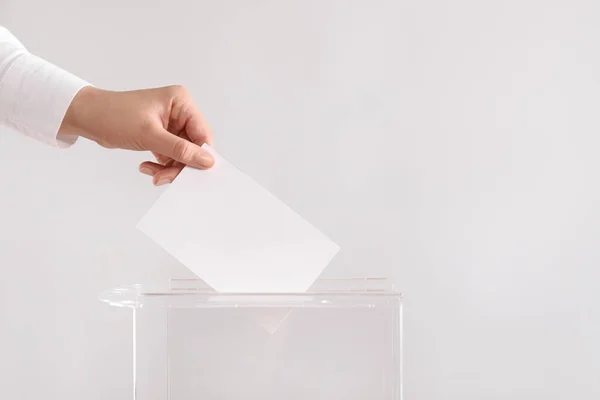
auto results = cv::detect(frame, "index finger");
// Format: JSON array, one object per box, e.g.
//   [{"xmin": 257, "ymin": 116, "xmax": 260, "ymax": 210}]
[{"xmin": 185, "ymin": 108, "xmax": 214, "ymax": 147}]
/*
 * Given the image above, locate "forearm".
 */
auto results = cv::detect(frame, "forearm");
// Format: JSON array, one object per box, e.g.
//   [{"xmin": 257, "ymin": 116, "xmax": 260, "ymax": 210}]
[{"xmin": 0, "ymin": 26, "xmax": 89, "ymax": 147}]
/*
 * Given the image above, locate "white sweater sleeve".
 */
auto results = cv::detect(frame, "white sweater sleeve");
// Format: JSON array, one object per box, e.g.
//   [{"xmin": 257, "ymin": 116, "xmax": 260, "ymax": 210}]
[{"xmin": 0, "ymin": 26, "xmax": 89, "ymax": 147}]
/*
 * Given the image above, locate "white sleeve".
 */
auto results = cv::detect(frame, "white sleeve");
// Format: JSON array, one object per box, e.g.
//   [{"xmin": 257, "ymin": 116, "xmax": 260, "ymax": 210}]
[{"xmin": 0, "ymin": 26, "xmax": 89, "ymax": 148}]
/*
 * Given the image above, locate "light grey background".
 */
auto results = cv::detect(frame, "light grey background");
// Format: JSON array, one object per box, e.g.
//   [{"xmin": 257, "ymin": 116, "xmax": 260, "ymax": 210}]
[{"xmin": 1, "ymin": 0, "xmax": 599, "ymax": 399}]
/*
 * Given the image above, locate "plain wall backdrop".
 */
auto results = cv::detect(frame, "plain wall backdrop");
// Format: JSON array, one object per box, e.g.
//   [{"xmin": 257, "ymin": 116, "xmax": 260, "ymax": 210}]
[{"xmin": 1, "ymin": 0, "xmax": 600, "ymax": 398}]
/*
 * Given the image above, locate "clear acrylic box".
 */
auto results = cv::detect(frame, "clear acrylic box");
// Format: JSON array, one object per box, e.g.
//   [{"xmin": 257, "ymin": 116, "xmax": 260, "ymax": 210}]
[{"xmin": 100, "ymin": 278, "xmax": 402, "ymax": 400}]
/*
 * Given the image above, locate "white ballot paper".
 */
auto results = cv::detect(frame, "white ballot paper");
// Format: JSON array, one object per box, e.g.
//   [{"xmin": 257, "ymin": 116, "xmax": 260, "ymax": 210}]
[{"xmin": 138, "ymin": 145, "xmax": 340, "ymax": 294}]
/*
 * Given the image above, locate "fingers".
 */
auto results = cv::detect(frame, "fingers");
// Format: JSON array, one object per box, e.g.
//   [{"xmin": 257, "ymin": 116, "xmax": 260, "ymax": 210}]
[
  {"xmin": 139, "ymin": 161, "xmax": 165, "ymax": 176},
  {"xmin": 185, "ymin": 111, "xmax": 214, "ymax": 147},
  {"xmin": 168, "ymin": 86, "xmax": 213, "ymax": 147},
  {"xmin": 146, "ymin": 128, "xmax": 214, "ymax": 169},
  {"xmin": 139, "ymin": 160, "xmax": 184, "ymax": 186},
  {"xmin": 152, "ymin": 165, "xmax": 183, "ymax": 186},
  {"xmin": 139, "ymin": 86, "xmax": 215, "ymax": 186},
  {"xmin": 151, "ymin": 151, "xmax": 172, "ymax": 165}
]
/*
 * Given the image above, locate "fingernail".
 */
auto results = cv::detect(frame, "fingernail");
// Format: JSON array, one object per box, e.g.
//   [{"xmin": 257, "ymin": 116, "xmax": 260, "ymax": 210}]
[
  {"xmin": 196, "ymin": 152, "xmax": 214, "ymax": 168},
  {"xmin": 139, "ymin": 167, "xmax": 153, "ymax": 176},
  {"xmin": 155, "ymin": 178, "xmax": 171, "ymax": 186}
]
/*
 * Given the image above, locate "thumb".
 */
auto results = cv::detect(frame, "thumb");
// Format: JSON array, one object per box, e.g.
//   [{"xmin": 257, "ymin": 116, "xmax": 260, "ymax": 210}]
[{"xmin": 149, "ymin": 129, "xmax": 214, "ymax": 169}]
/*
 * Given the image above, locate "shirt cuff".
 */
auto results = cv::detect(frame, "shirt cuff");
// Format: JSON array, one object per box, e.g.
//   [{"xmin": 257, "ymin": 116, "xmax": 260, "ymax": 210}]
[{"xmin": 0, "ymin": 51, "xmax": 89, "ymax": 148}]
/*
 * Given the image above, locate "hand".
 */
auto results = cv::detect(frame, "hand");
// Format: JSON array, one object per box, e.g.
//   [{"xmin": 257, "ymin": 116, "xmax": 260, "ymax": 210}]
[{"xmin": 60, "ymin": 85, "xmax": 214, "ymax": 185}]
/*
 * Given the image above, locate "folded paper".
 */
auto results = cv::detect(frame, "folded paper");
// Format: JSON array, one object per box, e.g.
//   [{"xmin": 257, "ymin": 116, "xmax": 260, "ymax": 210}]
[{"xmin": 137, "ymin": 145, "xmax": 340, "ymax": 294}]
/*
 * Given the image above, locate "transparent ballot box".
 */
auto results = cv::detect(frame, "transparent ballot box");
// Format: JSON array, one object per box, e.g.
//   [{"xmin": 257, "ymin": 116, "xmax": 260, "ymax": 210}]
[{"xmin": 100, "ymin": 278, "xmax": 402, "ymax": 400}]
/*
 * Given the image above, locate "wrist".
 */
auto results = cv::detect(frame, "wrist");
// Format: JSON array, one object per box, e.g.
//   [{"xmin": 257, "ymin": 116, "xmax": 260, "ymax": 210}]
[{"xmin": 60, "ymin": 85, "xmax": 104, "ymax": 139}]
